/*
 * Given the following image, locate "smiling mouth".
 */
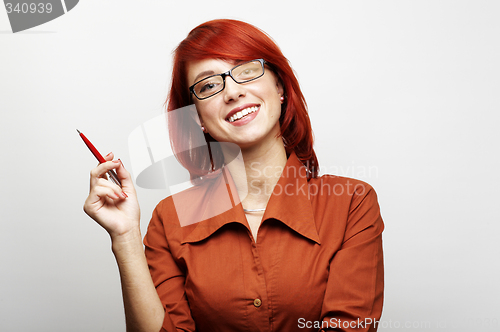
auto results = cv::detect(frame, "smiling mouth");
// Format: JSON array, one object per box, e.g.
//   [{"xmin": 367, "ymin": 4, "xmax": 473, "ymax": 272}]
[{"xmin": 227, "ymin": 106, "xmax": 259, "ymax": 123}]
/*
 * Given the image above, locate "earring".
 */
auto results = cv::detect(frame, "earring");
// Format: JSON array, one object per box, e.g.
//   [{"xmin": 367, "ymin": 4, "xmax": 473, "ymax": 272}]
[
  {"xmin": 201, "ymin": 126, "xmax": 206, "ymax": 133},
  {"xmin": 280, "ymin": 96, "xmax": 284, "ymax": 103}
]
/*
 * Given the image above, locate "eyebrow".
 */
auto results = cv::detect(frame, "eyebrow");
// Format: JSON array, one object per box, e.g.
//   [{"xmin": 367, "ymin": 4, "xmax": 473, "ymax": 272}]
[{"xmin": 193, "ymin": 70, "xmax": 216, "ymax": 83}]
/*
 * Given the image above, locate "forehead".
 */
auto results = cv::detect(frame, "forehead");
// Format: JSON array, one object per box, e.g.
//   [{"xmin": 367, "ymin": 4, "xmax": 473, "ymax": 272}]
[{"xmin": 187, "ymin": 59, "xmax": 238, "ymax": 85}]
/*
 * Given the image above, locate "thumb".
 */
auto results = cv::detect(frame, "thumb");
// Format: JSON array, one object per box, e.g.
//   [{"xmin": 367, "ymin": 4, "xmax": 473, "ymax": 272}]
[{"xmin": 116, "ymin": 159, "xmax": 135, "ymax": 192}]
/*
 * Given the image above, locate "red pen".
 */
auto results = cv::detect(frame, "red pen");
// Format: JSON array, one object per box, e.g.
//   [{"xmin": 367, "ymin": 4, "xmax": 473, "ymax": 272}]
[{"xmin": 77, "ymin": 129, "xmax": 122, "ymax": 188}]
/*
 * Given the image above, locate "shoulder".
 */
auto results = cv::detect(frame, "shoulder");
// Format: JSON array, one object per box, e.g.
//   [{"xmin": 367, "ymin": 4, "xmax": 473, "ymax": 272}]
[
  {"xmin": 152, "ymin": 195, "xmax": 175, "ymax": 219},
  {"xmin": 145, "ymin": 193, "xmax": 199, "ymax": 250},
  {"xmin": 308, "ymin": 175, "xmax": 384, "ymax": 241},
  {"xmin": 308, "ymin": 174, "xmax": 376, "ymax": 200},
  {"xmin": 147, "ymin": 195, "xmax": 180, "ymax": 235},
  {"xmin": 307, "ymin": 175, "xmax": 381, "ymax": 223}
]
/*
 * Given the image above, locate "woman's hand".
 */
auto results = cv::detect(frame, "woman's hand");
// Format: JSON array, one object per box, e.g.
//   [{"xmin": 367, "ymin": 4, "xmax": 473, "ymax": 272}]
[
  {"xmin": 83, "ymin": 152, "xmax": 141, "ymax": 240},
  {"xmin": 84, "ymin": 154, "xmax": 166, "ymax": 331}
]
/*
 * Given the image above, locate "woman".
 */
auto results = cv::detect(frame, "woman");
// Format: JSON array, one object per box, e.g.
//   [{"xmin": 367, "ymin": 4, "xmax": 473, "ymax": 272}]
[{"xmin": 84, "ymin": 19, "xmax": 384, "ymax": 332}]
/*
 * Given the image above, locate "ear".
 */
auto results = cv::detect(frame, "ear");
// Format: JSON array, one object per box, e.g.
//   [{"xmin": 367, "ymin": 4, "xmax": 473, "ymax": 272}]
[{"xmin": 276, "ymin": 80, "xmax": 284, "ymax": 98}]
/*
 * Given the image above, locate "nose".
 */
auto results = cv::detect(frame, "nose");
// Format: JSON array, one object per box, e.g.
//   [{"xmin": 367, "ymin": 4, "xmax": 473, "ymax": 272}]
[{"xmin": 223, "ymin": 76, "xmax": 245, "ymax": 103}]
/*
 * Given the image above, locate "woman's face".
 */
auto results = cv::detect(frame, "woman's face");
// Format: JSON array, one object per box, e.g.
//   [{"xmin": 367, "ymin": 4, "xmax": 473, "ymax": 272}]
[{"xmin": 187, "ymin": 58, "xmax": 284, "ymax": 150}]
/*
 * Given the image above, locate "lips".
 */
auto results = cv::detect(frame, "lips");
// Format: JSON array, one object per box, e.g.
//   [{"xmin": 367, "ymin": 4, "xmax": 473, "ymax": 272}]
[{"xmin": 226, "ymin": 104, "xmax": 260, "ymax": 123}]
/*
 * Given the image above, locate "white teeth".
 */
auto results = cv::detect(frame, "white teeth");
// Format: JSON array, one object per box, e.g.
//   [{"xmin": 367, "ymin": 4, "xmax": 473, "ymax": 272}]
[{"xmin": 228, "ymin": 106, "xmax": 258, "ymax": 123}]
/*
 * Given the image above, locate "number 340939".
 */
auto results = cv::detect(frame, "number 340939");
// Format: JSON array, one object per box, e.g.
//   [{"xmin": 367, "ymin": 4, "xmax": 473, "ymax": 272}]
[{"xmin": 5, "ymin": 3, "xmax": 53, "ymax": 14}]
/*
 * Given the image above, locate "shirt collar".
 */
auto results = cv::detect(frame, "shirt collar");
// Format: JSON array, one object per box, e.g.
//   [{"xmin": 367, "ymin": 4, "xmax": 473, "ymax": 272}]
[
  {"xmin": 180, "ymin": 152, "xmax": 320, "ymax": 245},
  {"xmin": 261, "ymin": 152, "xmax": 320, "ymax": 244}
]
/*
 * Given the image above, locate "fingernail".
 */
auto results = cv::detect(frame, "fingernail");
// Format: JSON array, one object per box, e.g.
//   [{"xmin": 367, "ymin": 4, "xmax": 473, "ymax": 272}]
[
  {"xmin": 118, "ymin": 159, "xmax": 124, "ymax": 167},
  {"xmin": 121, "ymin": 191, "xmax": 128, "ymax": 198},
  {"xmin": 113, "ymin": 160, "xmax": 121, "ymax": 164},
  {"xmin": 106, "ymin": 152, "xmax": 112, "ymax": 157}
]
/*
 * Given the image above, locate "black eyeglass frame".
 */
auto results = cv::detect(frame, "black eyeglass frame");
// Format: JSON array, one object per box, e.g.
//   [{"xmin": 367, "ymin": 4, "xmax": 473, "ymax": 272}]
[{"xmin": 189, "ymin": 59, "xmax": 267, "ymax": 100}]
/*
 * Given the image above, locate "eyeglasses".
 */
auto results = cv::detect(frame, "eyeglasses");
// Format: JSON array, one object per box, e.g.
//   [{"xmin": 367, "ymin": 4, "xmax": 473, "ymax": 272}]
[{"xmin": 189, "ymin": 59, "xmax": 266, "ymax": 100}]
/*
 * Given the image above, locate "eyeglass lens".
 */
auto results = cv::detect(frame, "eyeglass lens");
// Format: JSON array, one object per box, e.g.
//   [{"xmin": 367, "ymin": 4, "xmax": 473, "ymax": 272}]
[{"xmin": 193, "ymin": 60, "xmax": 264, "ymax": 99}]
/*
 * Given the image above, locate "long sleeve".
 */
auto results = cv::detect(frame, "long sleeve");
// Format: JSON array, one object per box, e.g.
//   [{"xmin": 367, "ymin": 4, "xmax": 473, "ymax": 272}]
[
  {"xmin": 319, "ymin": 184, "xmax": 385, "ymax": 331},
  {"xmin": 143, "ymin": 199, "xmax": 197, "ymax": 332}
]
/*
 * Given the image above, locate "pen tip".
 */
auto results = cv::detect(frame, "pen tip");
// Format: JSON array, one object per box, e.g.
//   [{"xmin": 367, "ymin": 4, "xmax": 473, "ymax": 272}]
[{"xmin": 76, "ymin": 129, "xmax": 81, "ymax": 134}]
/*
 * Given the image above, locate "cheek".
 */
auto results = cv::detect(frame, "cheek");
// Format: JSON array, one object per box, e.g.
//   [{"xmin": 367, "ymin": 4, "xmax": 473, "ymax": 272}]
[
  {"xmin": 266, "ymin": 91, "xmax": 282, "ymax": 114},
  {"xmin": 196, "ymin": 102, "xmax": 220, "ymax": 125}
]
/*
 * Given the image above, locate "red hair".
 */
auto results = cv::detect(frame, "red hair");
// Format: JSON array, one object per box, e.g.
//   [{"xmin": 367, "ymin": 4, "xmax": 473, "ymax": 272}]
[{"xmin": 166, "ymin": 19, "xmax": 318, "ymax": 179}]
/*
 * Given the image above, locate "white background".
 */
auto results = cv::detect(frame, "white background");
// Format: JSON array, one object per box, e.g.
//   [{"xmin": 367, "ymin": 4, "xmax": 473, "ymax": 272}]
[{"xmin": 1, "ymin": 1, "xmax": 499, "ymax": 331}]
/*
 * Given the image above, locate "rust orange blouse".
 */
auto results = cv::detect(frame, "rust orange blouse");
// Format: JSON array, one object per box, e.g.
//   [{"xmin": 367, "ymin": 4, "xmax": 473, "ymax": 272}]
[{"xmin": 144, "ymin": 153, "xmax": 384, "ymax": 331}]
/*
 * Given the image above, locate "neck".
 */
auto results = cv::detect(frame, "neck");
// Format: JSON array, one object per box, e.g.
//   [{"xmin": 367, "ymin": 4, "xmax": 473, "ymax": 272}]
[{"xmin": 221, "ymin": 138, "xmax": 287, "ymax": 210}]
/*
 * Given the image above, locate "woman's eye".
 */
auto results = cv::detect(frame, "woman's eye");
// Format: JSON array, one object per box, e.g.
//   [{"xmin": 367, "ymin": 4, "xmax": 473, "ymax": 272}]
[
  {"xmin": 241, "ymin": 69, "xmax": 254, "ymax": 76},
  {"xmin": 199, "ymin": 81, "xmax": 219, "ymax": 93},
  {"xmin": 236, "ymin": 67, "xmax": 258, "ymax": 80}
]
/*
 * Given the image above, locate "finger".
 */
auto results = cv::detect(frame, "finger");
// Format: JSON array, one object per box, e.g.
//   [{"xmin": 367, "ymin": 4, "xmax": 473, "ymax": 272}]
[
  {"xmin": 96, "ymin": 152, "xmax": 114, "ymax": 168},
  {"xmin": 96, "ymin": 177, "xmax": 122, "ymax": 192},
  {"xmin": 96, "ymin": 153, "xmax": 114, "ymax": 179},
  {"xmin": 90, "ymin": 161, "xmax": 122, "ymax": 187},
  {"xmin": 93, "ymin": 178, "xmax": 127, "ymax": 200},
  {"xmin": 93, "ymin": 152, "xmax": 114, "ymax": 176},
  {"xmin": 95, "ymin": 175, "xmax": 128, "ymax": 199},
  {"xmin": 114, "ymin": 159, "xmax": 135, "ymax": 194},
  {"xmin": 85, "ymin": 186, "xmax": 119, "ymax": 215},
  {"xmin": 104, "ymin": 152, "xmax": 114, "ymax": 162}
]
